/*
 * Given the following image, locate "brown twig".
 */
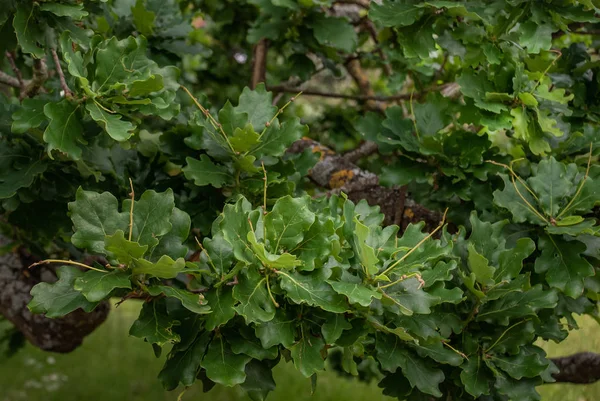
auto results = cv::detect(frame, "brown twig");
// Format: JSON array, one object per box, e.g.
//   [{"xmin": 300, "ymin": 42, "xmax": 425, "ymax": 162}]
[
  {"xmin": 5, "ymin": 51, "xmax": 24, "ymax": 89},
  {"xmin": 361, "ymin": 20, "xmax": 392, "ymax": 76},
  {"xmin": 333, "ymin": 0, "xmax": 370, "ymax": 8},
  {"xmin": 251, "ymin": 39, "xmax": 268, "ymax": 89},
  {"xmin": 51, "ymin": 49, "xmax": 72, "ymax": 98},
  {"xmin": 20, "ymin": 58, "xmax": 48, "ymax": 100}
]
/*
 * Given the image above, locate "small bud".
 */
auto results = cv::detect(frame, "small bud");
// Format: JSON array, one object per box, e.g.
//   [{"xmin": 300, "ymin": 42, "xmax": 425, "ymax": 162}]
[
  {"xmin": 265, "ymin": 121, "xmax": 271, "ymax": 127},
  {"xmin": 290, "ymin": 97, "xmax": 296, "ymax": 102}
]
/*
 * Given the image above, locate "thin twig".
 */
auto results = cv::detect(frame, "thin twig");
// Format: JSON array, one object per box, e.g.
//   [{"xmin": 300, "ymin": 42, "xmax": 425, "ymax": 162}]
[
  {"xmin": 251, "ymin": 39, "xmax": 268, "ymax": 90},
  {"xmin": 51, "ymin": 49, "xmax": 72, "ymax": 98},
  {"xmin": 268, "ymin": 85, "xmax": 417, "ymax": 102},
  {"xmin": 343, "ymin": 141, "xmax": 379, "ymax": 162},
  {"xmin": 5, "ymin": 52, "xmax": 24, "ymax": 88}
]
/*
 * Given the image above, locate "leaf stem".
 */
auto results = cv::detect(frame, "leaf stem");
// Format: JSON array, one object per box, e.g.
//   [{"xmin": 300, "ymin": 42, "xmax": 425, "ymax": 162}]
[
  {"xmin": 410, "ymin": 89, "xmax": 420, "ymax": 141},
  {"xmin": 261, "ymin": 161, "xmax": 268, "ymax": 241},
  {"xmin": 379, "ymin": 272, "xmax": 424, "ymax": 289},
  {"xmin": 484, "ymin": 319, "xmax": 528, "ymax": 353},
  {"xmin": 266, "ymin": 274, "xmax": 279, "ymax": 308},
  {"xmin": 128, "ymin": 177, "xmax": 135, "ymax": 241},
  {"xmin": 29, "ymin": 259, "xmax": 107, "ymax": 273},
  {"xmin": 195, "ymin": 236, "xmax": 217, "ymax": 273},
  {"xmin": 257, "ymin": 91, "xmax": 302, "ymax": 142}
]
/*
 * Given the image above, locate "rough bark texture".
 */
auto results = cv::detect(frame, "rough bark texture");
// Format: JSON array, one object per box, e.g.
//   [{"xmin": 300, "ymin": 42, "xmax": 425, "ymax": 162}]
[
  {"xmin": 288, "ymin": 138, "xmax": 442, "ymax": 231},
  {"xmin": 251, "ymin": 39, "xmax": 268, "ymax": 90},
  {"xmin": 551, "ymin": 352, "xmax": 600, "ymax": 384},
  {"xmin": 0, "ymin": 237, "xmax": 109, "ymax": 353}
]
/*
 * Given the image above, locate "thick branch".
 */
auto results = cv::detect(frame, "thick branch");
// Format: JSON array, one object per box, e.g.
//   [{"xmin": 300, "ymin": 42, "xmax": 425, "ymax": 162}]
[
  {"xmin": 551, "ymin": 352, "xmax": 600, "ymax": 384},
  {"xmin": 0, "ymin": 236, "xmax": 109, "ymax": 353},
  {"xmin": 343, "ymin": 140, "xmax": 379, "ymax": 163},
  {"xmin": 288, "ymin": 138, "xmax": 442, "ymax": 230},
  {"xmin": 251, "ymin": 39, "xmax": 268, "ymax": 90},
  {"xmin": 20, "ymin": 58, "xmax": 48, "ymax": 100}
]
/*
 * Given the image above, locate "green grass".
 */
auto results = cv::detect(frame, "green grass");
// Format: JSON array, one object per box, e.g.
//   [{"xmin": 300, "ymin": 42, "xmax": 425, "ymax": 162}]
[{"xmin": 1, "ymin": 302, "xmax": 598, "ymax": 401}]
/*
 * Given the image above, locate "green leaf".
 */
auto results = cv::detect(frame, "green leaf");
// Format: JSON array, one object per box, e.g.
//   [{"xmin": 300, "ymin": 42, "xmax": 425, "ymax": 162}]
[
  {"xmin": 74, "ymin": 269, "xmax": 131, "ymax": 302},
  {"xmin": 0, "ymin": 144, "xmax": 46, "ymax": 199},
  {"xmin": 231, "ymin": 124, "xmax": 260, "ymax": 153},
  {"xmin": 491, "ymin": 347, "xmax": 549, "ymax": 380},
  {"xmin": 205, "ymin": 286, "xmax": 236, "ymax": 330},
  {"xmin": 69, "ymin": 188, "xmax": 129, "ymax": 254},
  {"xmin": 43, "ymin": 100, "xmax": 85, "ymax": 160},
  {"xmin": 241, "ymin": 360, "xmax": 277, "ymax": 401},
  {"xmin": 477, "ymin": 285, "xmax": 558, "ymax": 325},
  {"xmin": 148, "ymin": 286, "xmax": 211, "ymax": 314},
  {"xmin": 201, "ymin": 234, "xmax": 234, "ymax": 276},
  {"xmin": 369, "ymin": 1, "xmax": 423, "ymax": 27},
  {"xmin": 11, "ymin": 98, "xmax": 48, "ymax": 134},
  {"xmin": 321, "ymin": 314, "xmax": 352, "ymax": 344},
  {"xmin": 277, "ymin": 269, "xmax": 347, "ymax": 313},
  {"xmin": 494, "ymin": 375, "xmax": 541, "ymax": 401},
  {"xmin": 86, "ymin": 101, "xmax": 135, "ymax": 142},
  {"xmin": 535, "ymin": 235, "xmax": 594, "ymax": 298},
  {"xmin": 150, "ymin": 207, "xmax": 191, "ymax": 260},
  {"xmin": 293, "ymin": 218, "xmax": 336, "ymax": 271},
  {"xmin": 201, "ymin": 336, "xmax": 251, "ymax": 386},
  {"xmin": 493, "ymin": 174, "xmax": 547, "ymax": 225},
  {"xmin": 132, "ymin": 255, "xmax": 186, "ymax": 279},
  {"xmin": 352, "ymin": 217, "xmax": 379, "ymax": 276},
  {"xmin": 382, "ymin": 278, "xmax": 440, "ymax": 316},
  {"xmin": 375, "ymin": 334, "xmax": 444, "ymax": 397},
  {"xmin": 519, "ymin": 21, "xmax": 553, "ymax": 54},
  {"xmin": 460, "ymin": 357, "xmax": 492, "ymax": 397},
  {"xmin": 254, "ymin": 309, "xmax": 295, "ymax": 348},
  {"xmin": 129, "ymin": 299, "xmax": 180, "ymax": 346},
  {"xmin": 28, "ymin": 266, "xmax": 98, "ymax": 318},
  {"xmin": 183, "ymin": 156, "xmax": 231, "ymax": 188},
  {"xmin": 159, "ymin": 331, "xmax": 211, "ymax": 391},
  {"xmin": 233, "ymin": 267, "xmax": 276, "ymax": 324},
  {"xmin": 234, "ymin": 84, "xmax": 277, "ymax": 131},
  {"xmin": 528, "ymin": 157, "xmax": 575, "ymax": 217},
  {"xmin": 467, "ymin": 243, "xmax": 495, "ymax": 286},
  {"xmin": 219, "ymin": 197, "xmax": 257, "ymax": 264},
  {"xmin": 13, "ymin": 3, "xmax": 44, "ymax": 57},
  {"xmin": 226, "ymin": 327, "xmax": 278, "ymax": 360},
  {"xmin": 510, "ymin": 107, "xmax": 550, "ymax": 155},
  {"xmin": 250, "ymin": 118, "xmax": 307, "ymax": 158},
  {"xmin": 247, "ymin": 231, "xmax": 303, "ymax": 269},
  {"xmin": 104, "ymin": 230, "xmax": 148, "ymax": 265},
  {"xmin": 559, "ymin": 166, "xmax": 600, "ymax": 216},
  {"xmin": 265, "ymin": 195, "xmax": 315, "ymax": 252},
  {"xmin": 494, "ymin": 238, "xmax": 536, "ymax": 281},
  {"xmin": 411, "ymin": 341, "xmax": 463, "ymax": 366},
  {"xmin": 311, "ymin": 15, "xmax": 357, "ymax": 52},
  {"xmin": 328, "ymin": 281, "xmax": 382, "ymax": 307},
  {"xmin": 290, "ymin": 335, "xmax": 325, "ymax": 377},
  {"xmin": 458, "ymin": 70, "xmax": 508, "ymax": 114},
  {"xmin": 40, "ymin": 3, "xmax": 88, "ymax": 19},
  {"xmin": 131, "ymin": 0, "xmax": 155, "ymax": 36},
  {"xmin": 123, "ymin": 189, "xmax": 174, "ymax": 249}
]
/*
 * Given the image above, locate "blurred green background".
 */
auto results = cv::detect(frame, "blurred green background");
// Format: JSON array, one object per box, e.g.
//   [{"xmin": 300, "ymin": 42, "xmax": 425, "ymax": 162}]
[{"xmin": 2, "ymin": 301, "xmax": 599, "ymax": 401}]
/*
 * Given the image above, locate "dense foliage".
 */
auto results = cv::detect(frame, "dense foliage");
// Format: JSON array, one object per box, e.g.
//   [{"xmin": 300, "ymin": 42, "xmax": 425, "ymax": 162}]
[{"xmin": 1, "ymin": 1, "xmax": 600, "ymax": 400}]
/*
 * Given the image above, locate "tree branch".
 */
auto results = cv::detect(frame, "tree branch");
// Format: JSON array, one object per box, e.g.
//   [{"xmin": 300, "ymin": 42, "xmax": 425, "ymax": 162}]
[
  {"xmin": 343, "ymin": 140, "xmax": 379, "ymax": 163},
  {"xmin": 288, "ymin": 138, "xmax": 442, "ymax": 230},
  {"xmin": 20, "ymin": 58, "xmax": 48, "ymax": 100},
  {"xmin": 51, "ymin": 49, "xmax": 72, "ymax": 98},
  {"xmin": 0, "ymin": 236, "xmax": 109, "ymax": 353},
  {"xmin": 333, "ymin": 0, "xmax": 370, "ymax": 8},
  {"xmin": 551, "ymin": 352, "xmax": 600, "ymax": 384},
  {"xmin": 0, "ymin": 71, "xmax": 22, "ymax": 89},
  {"xmin": 251, "ymin": 39, "xmax": 268, "ymax": 90},
  {"xmin": 5, "ymin": 51, "xmax": 24, "ymax": 89}
]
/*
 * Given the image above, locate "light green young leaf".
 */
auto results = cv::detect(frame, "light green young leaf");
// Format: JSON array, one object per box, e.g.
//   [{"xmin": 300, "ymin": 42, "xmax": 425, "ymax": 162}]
[
  {"xmin": 148, "ymin": 285, "xmax": 211, "ymax": 314},
  {"xmin": 265, "ymin": 195, "xmax": 315, "ymax": 252},
  {"xmin": 86, "ymin": 101, "xmax": 135, "ymax": 142},
  {"xmin": 132, "ymin": 255, "xmax": 186, "ymax": 279},
  {"xmin": 104, "ymin": 230, "xmax": 148, "ymax": 264},
  {"xmin": 122, "ymin": 189, "xmax": 174, "ymax": 249}
]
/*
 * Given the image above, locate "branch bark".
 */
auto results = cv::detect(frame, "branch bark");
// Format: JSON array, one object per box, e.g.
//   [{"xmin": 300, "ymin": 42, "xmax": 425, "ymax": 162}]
[
  {"xmin": 19, "ymin": 58, "xmax": 48, "ymax": 100},
  {"xmin": 0, "ymin": 237, "xmax": 109, "ymax": 353},
  {"xmin": 251, "ymin": 39, "xmax": 268, "ymax": 90},
  {"xmin": 51, "ymin": 49, "xmax": 72, "ymax": 98},
  {"xmin": 288, "ymin": 138, "xmax": 442, "ymax": 230},
  {"xmin": 551, "ymin": 352, "xmax": 600, "ymax": 384}
]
